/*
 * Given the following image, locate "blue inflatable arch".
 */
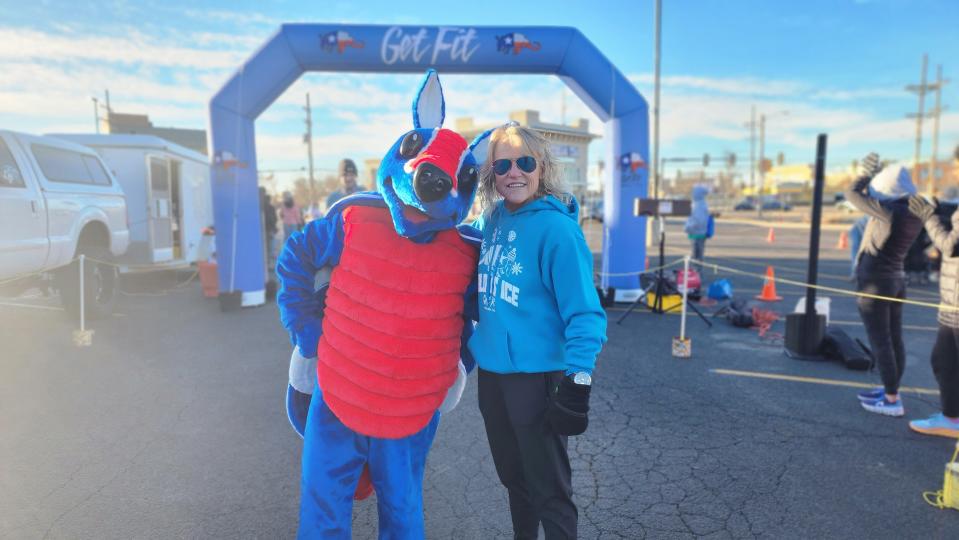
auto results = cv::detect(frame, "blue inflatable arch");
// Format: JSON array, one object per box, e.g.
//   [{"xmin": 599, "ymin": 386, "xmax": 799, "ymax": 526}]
[{"xmin": 209, "ymin": 24, "xmax": 648, "ymax": 307}]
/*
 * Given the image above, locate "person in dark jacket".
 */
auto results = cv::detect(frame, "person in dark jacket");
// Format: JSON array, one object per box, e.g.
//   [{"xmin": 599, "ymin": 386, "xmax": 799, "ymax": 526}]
[
  {"xmin": 907, "ymin": 152, "xmax": 959, "ymax": 437},
  {"xmin": 260, "ymin": 187, "xmax": 278, "ymax": 270},
  {"xmin": 845, "ymin": 154, "xmax": 923, "ymax": 417}
]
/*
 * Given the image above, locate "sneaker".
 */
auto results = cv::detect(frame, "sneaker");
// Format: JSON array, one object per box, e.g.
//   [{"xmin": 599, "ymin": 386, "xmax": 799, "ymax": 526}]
[
  {"xmin": 857, "ymin": 387, "xmax": 884, "ymax": 402},
  {"xmin": 909, "ymin": 413, "xmax": 959, "ymax": 438},
  {"xmin": 861, "ymin": 396, "xmax": 904, "ymax": 417}
]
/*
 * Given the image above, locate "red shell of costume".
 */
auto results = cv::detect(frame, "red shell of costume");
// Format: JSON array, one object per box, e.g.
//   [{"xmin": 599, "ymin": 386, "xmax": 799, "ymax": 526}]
[{"xmin": 316, "ymin": 205, "xmax": 478, "ymax": 439}]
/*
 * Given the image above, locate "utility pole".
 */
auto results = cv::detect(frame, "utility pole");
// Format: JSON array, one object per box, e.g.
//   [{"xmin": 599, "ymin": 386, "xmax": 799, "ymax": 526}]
[
  {"xmin": 758, "ymin": 113, "xmax": 765, "ymax": 218},
  {"xmin": 927, "ymin": 64, "xmax": 949, "ymax": 196},
  {"xmin": 906, "ymin": 54, "xmax": 929, "ymax": 187},
  {"xmin": 304, "ymin": 92, "xmax": 315, "ymax": 205},
  {"xmin": 652, "ymin": 0, "xmax": 662, "ymax": 201},
  {"xmin": 91, "ymin": 97, "xmax": 100, "ymax": 134},
  {"xmin": 748, "ymin": 105, "xmax": 756, "ymax": 201},
  {"xmin": 560, "ymin": 88, "xmax": 566, "ymax": 125}
]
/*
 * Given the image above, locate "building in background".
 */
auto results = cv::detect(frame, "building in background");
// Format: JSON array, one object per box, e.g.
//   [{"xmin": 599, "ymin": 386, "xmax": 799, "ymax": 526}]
[
  {"xmin": 454, "ymin": 110, "xmax": 599, "ymax": 204},
  {"xmin": 104, "ymin": 112, "xmax": 207, "ymax": 155}
]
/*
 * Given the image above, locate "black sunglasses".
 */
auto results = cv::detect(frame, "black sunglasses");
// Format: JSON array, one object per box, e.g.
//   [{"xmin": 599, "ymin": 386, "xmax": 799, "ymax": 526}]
[{"xmin": 492, "ymin": 156, "xmax": 537, "ymax": 176}]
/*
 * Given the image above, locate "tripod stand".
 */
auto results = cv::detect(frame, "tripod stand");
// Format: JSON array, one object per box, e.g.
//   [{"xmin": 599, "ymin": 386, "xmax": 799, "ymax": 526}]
[{"xmin": 616, "ymin": 215, "xmax": 712, "ymax": 327}]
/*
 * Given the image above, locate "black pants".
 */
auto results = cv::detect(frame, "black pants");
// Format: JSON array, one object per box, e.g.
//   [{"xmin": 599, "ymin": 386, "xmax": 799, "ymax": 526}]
[
  {"xmin": 857, "ymin": 277, "xmax": 907, "ymax": 395},
  {"xmin": 478, "ymin": 369, "xmax": 577, "ymax": 540},
  {"xmin": 931, "ymin": 325, "xmax": 959, "ymax": 417}
]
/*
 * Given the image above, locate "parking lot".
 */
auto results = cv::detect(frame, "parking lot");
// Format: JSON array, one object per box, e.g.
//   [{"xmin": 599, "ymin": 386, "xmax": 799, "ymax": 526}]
[{"xmin": 2, "ymin": 217, "xmax": 958, "ymax": 539}]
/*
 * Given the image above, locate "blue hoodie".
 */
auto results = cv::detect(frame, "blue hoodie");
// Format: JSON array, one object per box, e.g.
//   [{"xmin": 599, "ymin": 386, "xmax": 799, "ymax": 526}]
[{"xmin": 468, "ymin": 195, "xmax": 607, "ymax": 375}]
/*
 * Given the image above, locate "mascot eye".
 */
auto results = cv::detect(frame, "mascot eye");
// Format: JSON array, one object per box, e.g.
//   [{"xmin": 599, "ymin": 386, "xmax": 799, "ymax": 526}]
[
  {"xmin": 399, "ymin": 131, "xmax": 424, "ymax": 159},
  {"xmin": 458, "ymin": 165, "xmax": 478, "ymax": 195}
]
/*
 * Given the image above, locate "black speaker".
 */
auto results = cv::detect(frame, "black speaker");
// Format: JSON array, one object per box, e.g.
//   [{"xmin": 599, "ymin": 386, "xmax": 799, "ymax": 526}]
[{"xmin": 784, "ymin": 313, "xmax": 826, "ymax": 359}]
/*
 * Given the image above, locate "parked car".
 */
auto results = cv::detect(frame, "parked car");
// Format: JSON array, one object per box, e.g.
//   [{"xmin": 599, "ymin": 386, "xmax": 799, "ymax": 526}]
[
  {"xmin": 760, "ymin": 198, "xmax": 792, "ymax": 211},
  {"xmin": 733, "ymin": 197, "xmax": 756, "ymax": 211},
  {"xmin": 0, "ymin": 130, "xmax": 130, "ymax": 318}
]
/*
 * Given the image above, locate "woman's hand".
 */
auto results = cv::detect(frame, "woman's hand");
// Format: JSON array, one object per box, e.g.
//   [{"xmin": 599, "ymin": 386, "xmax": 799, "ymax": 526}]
[{"xmin": 547, "ymin": 375, "xmax": 591, "ymax": 436}]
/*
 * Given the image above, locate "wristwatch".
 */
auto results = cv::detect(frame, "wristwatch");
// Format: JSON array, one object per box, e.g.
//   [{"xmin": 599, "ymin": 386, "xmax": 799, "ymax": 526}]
[{"xmin": 572, "ymin": 372, "xmax": 592, "ymax": 386}]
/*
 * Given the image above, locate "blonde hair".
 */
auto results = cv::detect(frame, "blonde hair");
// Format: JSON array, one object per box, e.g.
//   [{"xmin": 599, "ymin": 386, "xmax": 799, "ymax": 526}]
[{"xmin": 478, "ymin": 123, "xmax": 569, "ymax": 213}]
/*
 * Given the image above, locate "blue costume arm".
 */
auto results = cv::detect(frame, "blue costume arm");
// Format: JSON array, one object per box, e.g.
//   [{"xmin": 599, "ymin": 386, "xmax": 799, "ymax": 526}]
[
  {"xmin": 457, "ymin": 223, "xmax": 482, "ymax": 374},
  {"xmin": 276, "ymin": 213, "xmax": 344, "ymax": 358}
]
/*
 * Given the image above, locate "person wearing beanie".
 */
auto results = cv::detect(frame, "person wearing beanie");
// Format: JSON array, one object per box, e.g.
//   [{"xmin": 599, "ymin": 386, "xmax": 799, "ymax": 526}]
[
  {"xmin": 845, "ymin": 153, "xmax": 923, "ymax": 417},
  {"xmin": 325, "ymin": 158, "xmax": 367, "ymax": 209}
]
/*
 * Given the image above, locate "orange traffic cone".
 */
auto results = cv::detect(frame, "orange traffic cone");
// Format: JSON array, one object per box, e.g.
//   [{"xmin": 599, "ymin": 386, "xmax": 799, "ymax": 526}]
[
  {"xmin": 836, "ymin": 230, "xmax": 849, "ymax": 250},
  {"xmin": 756, "ymin": 266, "xmax": 783, "ymax": 302},
  {"xmin": 766, "ymin": 227, "xmax": 776, "ymax": 243}
]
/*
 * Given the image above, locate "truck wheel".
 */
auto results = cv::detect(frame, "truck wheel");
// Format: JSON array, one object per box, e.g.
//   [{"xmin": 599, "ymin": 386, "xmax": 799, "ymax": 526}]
[{"xmin": 57, "ymin": 246, "xmax": 119, "ymax": 320}]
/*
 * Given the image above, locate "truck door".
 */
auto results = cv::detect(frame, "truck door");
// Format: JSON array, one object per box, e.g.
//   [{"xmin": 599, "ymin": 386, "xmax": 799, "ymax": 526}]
[
  {"xmin": 147, "ymin": 155, "xmax": 174, "ymax": 263},
  {"xmin": 0, "ymin": 133, "xmax": 48, "ymax": 276}
]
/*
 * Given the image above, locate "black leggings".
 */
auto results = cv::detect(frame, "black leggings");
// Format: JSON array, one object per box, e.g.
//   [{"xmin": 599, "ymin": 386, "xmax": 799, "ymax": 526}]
[
  {"xmin": 478, "ymin": 369, "xmax": 577, "ymax": 540},
  {"xmin": 931, "ymin": 325, "xmax": 959, "ymax": 417},
  {"xmin": 857, "ymin": 277, "xmax": 906, "ymax": 395}
]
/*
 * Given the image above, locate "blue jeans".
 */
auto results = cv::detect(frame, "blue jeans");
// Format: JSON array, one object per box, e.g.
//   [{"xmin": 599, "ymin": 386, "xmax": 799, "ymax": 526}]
[{"xmin": 690, "ymin": 238, "xmax": 706, "ymax": 273}]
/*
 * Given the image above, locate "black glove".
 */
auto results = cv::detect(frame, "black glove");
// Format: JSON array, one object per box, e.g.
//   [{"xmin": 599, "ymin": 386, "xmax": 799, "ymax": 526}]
[
  {"xmin": 908, "ymin": 194, "xmax": 937, "ymax": 223},
  {"xmin": 547, "ymin": 375, "xmax": 591, "ymax": 436},
  {"xmin": 857, "ymin": 152, "xmax": 882, "ymax": 181}
]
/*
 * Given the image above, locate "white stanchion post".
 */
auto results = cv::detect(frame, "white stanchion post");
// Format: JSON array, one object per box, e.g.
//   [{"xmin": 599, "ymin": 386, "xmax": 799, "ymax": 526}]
[
  {"xmin": 672, "ymin": 255, "xmax": 692, "ymax": 358},
  {"xmin": 73, "ymin": 254, "xmax": 93, "ymax": 347},
  {"xmin": 680, "ymin": 255, "xmax": 689, "ymax": 339},
  {"xmin": 79, "ymin": 254, "xmax": 85, "ymax": 333}
]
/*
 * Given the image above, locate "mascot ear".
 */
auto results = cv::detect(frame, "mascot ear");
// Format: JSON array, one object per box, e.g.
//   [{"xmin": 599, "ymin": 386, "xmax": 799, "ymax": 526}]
[
  {"xmin": 469, "ymin": 128, "xmax": 495, "ymax": 167},
  {"xmin": 412, "ymin": 69, "xmax": 445, "ymax": 130}
]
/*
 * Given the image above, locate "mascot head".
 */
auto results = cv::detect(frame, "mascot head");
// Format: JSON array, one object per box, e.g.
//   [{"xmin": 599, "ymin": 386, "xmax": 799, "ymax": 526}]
[{"xmin": 377, "ymin": 69, "xmax": 492, "ymax": 238}]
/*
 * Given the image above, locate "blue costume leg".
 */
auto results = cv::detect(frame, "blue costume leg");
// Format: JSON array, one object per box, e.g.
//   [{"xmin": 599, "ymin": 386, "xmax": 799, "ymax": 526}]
[
  {"xmin": 367, "ymin": 413, "xmax": 440, "ymax": 540},
  {"xmin": 298, "ymin": 393, "xmax": 368, "ymax": 540}
]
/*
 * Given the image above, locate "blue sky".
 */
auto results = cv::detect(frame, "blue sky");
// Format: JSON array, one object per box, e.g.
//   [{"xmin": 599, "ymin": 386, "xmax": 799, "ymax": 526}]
[{"xmin": 1, "ymin": 0, "xmax": 957, "ymax": 190}]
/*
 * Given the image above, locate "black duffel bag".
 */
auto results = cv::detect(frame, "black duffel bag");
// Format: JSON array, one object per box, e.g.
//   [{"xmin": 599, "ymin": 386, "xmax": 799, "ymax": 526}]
[{"xmin": 820, "ymin": 326, "xmax": 874, "ymax": 371}]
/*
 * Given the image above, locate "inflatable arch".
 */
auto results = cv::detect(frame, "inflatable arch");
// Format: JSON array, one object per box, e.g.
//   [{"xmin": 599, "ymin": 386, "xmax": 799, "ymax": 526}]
[{"xmin": 209, "ymin": 24, "xmax": 648, "ymax": 307}]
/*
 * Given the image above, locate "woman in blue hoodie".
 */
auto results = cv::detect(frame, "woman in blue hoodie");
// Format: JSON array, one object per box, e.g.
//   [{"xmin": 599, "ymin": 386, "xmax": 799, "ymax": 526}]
[{"xmin": 469, "ymin": 123, "xmax": 607, "ymax": 540}]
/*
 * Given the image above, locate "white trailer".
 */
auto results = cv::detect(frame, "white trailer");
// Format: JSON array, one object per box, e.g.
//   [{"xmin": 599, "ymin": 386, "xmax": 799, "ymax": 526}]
[{"xmin": 51, "ymin": 134, "xmax": 213, "ymax": 268}]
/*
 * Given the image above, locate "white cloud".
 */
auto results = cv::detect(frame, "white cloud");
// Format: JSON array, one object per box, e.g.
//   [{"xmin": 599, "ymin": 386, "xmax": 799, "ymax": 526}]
[{"xmin": 0, "ymin": 26, "xmax": 246, "ymax": 70}]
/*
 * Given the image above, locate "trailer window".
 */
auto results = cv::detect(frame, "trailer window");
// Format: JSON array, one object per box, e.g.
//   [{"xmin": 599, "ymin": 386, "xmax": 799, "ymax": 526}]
[
  {"xmin": 32, "ymin": 145, "xmax": 96, "ymax": 185},
  {"xmin": 0, "ymin": 138, "xmax": 25, "ymax": 188}
]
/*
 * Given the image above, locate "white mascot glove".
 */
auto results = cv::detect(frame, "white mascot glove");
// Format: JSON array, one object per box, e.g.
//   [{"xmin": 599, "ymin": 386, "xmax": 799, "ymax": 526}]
[
  {"xmin": 438, "ymin": 360, "xmax": 468, "ymax": 414},
  {"xmin": 289, "ymin": 346, "xmax": 317, "ymax": 395}
]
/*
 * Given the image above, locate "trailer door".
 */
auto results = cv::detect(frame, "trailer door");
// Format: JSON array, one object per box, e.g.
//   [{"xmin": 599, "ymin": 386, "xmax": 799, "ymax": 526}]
[{"xmin": 147, "ymin": 155, "xmax": 173, "ymax": 262}]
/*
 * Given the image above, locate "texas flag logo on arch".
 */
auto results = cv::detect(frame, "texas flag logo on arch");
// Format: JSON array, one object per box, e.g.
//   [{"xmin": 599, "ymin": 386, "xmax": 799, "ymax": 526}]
[
  {"xmin": 619, "ymin": 152, "xmax": 646, "ymax": 172},
  {"xmin": 321, "ymin": 30, "xmax": 365, "ymax": 53},
  {"xmin": 496, "ymin": 32, "xmax": 541, "ymax": 55}
]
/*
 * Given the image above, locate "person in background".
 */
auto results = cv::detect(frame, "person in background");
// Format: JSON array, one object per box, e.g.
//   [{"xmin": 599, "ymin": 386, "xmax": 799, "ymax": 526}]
[
  {"xmin": 260, "ymin": 187, "xmax": 278, "ymax": 269},
  {"xmin": 684, "ymin": 185, "xmax": 711, "ymax": 273},
  {"xmin": 280, "ymin": 190, "xmax": 303, "ymax": 242},
  {"xmin": 325, "ymin": 158, "xmax": 366, "ymax": 209},
  {"xmin": 846, "ymin": 153, "xmax": 923, "ymax": 417},
  {"xmin": 907, "ymin": 145, "xmax": 959, "ymax": 438},
  {"xmin": 848, "ymin": 216, "xmax": 868, "ymax": 280},
  {"xmin": 470, "ymin": 123, "xmax": 607, "ymax": 539}
]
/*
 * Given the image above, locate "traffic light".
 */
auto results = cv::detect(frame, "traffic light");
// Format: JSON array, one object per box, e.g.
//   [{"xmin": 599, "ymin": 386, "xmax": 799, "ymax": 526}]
[
  {"xmin": 726, "ymin": 153, "xmax": 736, "ymax": 168},
  {"xmin": 760, "ymin": 158, "xmax": 772, "ymax": 173},
  {"xmin": 703, "ymin": 153, "xmax": 710, "ymax": 167},
  {"xmin": 776, "ymin": 152, "xmax": 784, "ymax": 166}
]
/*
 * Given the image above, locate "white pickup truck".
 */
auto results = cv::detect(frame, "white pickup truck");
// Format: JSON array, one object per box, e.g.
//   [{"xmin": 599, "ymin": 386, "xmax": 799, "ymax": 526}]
[{"xmin": 0, "ymin": 130, "xmax": 130, "ymax": 318}]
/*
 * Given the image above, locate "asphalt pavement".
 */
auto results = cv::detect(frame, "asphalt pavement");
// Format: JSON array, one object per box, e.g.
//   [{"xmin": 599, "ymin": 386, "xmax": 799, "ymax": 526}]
[{"xmin": 2, "ymin": 217, "xmax": 958, "ymax": 539}]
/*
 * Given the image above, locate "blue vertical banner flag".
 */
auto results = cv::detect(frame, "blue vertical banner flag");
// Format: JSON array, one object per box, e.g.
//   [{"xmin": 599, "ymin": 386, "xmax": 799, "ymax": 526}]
[{"xmin": 209, "ymin": 24, "xmax": 648, "ymax": 307}]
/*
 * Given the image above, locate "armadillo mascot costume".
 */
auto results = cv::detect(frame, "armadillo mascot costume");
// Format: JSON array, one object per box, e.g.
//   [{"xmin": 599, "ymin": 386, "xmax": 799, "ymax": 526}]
[{"xmin": 276, "ymin": 69, "xmax": 491, "ymax": 539}]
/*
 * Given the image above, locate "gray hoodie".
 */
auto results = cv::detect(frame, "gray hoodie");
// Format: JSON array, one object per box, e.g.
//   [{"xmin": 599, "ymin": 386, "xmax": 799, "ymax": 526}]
[{"xmin": 845, "ymin": 166, "xmax": 923, "ymax": 279}]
